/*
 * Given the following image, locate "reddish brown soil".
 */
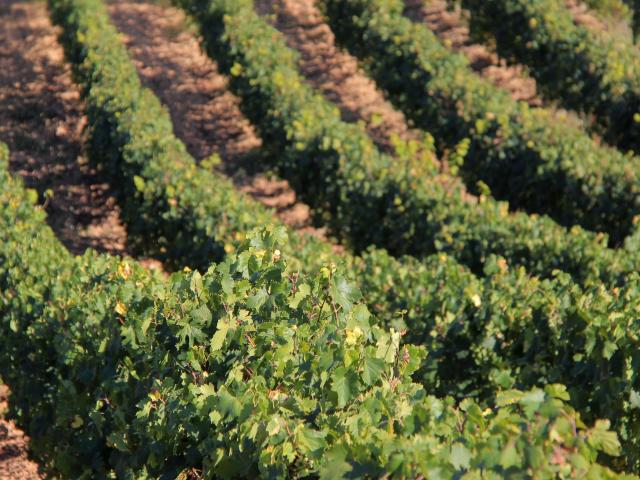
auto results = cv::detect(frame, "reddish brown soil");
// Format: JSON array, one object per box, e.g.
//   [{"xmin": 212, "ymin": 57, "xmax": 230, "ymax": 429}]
[
  {"xmin": 404, "ymin": 0, "xmax": 541, "ymax": 106},
  {"xmin": 255, "ymin": 0, "xmax": 423, "ymax": 155},
  {"xmin": 107, "ymin": 0, "xmax": 332, "ymax": 241},
  {"xmin": 0, "ymin": 0, "xmax": 129, "ymax": 256},
  {"xmin": 565, "ymin": 0, "xmax": 607, "ymax": 31},
  {"xmin": 565, "ymin": 0, "xmax": 633, "ymax": 43},
  {"xmin": 0, "ymin": 386, "xmax": 41, "ymax": 480}
]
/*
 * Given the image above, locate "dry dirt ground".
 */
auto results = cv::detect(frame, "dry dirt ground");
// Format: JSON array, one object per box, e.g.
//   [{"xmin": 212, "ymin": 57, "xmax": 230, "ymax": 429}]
[
  {"xmin": 107, "ymin": 0, "xmax": 331, "ymax": 238},
  {"xmin": 0, "ymin": 386, "xmax": 41, "ymax": 479},
  {"xmin": 565, "ymin": 0, "xmax": 607, "ymax": 30},
  {"xmin": 255, "ymin": 0, "xmax": 422, "ymax": 155},
  {"xmin": 0, "ymin": 0, "xmax": 129, "ymax": 256}
]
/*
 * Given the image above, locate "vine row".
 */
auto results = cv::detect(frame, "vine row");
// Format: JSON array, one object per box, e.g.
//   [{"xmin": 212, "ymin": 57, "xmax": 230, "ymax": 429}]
[
  {"xmin": 178, "ymin": 0, "xmax": 634, "ymax": 287},
  {"xmin": 320, "ymin": 0, "xmax": 640, "ymax": 246},
  {"xmin": 0, "ymin": 142, "xmax": 629, "ymax": 477}
]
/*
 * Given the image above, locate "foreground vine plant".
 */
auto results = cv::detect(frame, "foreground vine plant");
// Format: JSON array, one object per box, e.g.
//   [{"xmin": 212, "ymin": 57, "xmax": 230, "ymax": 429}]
[{"xmin": 0, "ymin": 143, "xmax": 632, "ymax": 478}]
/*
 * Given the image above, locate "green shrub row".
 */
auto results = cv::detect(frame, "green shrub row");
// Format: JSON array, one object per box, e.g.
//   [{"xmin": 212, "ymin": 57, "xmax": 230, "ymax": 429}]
[
  {"xmin": 588, "ymin": 0, "xmax": 633, "ymax": 18},
  {"xmin": 579, "ymin": 0, "xmax": 634, "ymax": 29},
  {"xmin": 46, "ymin": 0, "xmax": 482, "ymax": 337},
  {"xmin": 49, "ymin": 0, "xmax": 310, "ymax": 272},
  {"xmin": 55, "ymin": 0, "xmax": 629, "ymax": 387},
  {"xmin": 459, "ymin": 0, "xmax": 640, "ymax": 156},
  {"xmin": 46, "ymin": 0, "xmax": 607, "ymax": 407},
  {"xmin": 177, "ymin": 0, "xmax": 636, "ymax": 287},
  {"xmin": 372, "ymin": 249, "xmax": 640, "ymax": 471},
  {"xmin": 0, "ymin": 145, "xmax": 631, "ymax": 478},
  {"xmin": 45, "ymin": 0, "xmax": 619, "ymax": 403},
  {"xmin": 319, "ymin": 0, "xmax": 640, "ymax": 246},
  {"xmin": 44, "ymin": 0, "xmax": 640, "ymax": 468}
]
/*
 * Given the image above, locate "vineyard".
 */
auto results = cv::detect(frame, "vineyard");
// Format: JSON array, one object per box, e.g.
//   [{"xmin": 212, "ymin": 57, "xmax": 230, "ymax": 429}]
[{"xmin": 3, "ymin": 0, "xmax": 640, "ymax": 477}]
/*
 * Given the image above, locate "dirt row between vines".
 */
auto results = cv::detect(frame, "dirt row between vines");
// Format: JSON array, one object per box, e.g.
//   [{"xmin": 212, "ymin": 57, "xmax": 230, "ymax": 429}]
[
  {"xmin": 0, "ymin": 386, "xmax": 41, "ymax": 480},
  {"xmin": 106, "ymin": 0, "xmax": 336, "ymax": 241},
  {"xmin": 0, "ymin": 0, "xmax": 129, "ymax": 257}
]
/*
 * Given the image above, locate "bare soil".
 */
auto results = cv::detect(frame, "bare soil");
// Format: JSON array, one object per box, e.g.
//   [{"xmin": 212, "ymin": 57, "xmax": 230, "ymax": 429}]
[
  {"xmin": 404, "ymin": 0, "xmax": 540, "ymax": 106},
  {"xmin": 565, "ymin": 0, "xmax": 634, "ymax": 43},
  {"xmin": 254, "ymin": 0, "xmax": 424, "ymax": 155},
  {"xmin": 0, "ymin": 386, "xmax": 41, "ymax": 480},
  {"xmin": 0, "ymin": 0, "xmax": 129, "ymax": 256},
  {"xmin": 107, "ymin": 0, "xmax": 332, "ymax": 240},
  {"xmin": 565, "ymin": 0, "xmax": 607, "ymax": 31}
]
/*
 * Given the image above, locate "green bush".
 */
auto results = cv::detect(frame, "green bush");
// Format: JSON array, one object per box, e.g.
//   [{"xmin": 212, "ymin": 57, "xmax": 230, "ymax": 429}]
[
  {"xmin": 41, "ymin": 0, "xmax": 640, "ymax": 469},
  {"xmin": 46, "ymin": 0, "xmax": 496, "ymax": 345},
  {"xmin": 0, "ymin": 146, "xmax": 631, "ymax": 477}
]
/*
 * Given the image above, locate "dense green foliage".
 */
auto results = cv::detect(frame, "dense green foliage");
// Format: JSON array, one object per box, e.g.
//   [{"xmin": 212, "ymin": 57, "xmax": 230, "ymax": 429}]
[
  {"xmin": 460, "ymin": 0, "xmax": 640, "ymax": 156},
  {"xmin": 49, "ymin": 0, "xmax": 304, "ymax": 272},
  {"xmin": 588, "ymin": 0, "xmax": 633, "ymax": 19},
  {"xmin": 46, "ymin": 0, "xmax": 632, "ymax": 413},
  {"xmin": 4, "ymin": 0, "xmax": 640, "ymax": 475},
  {"xmin": 0, "ymin": 144, "xmax": 633, "ymax": 478},
  {"xmin": 46, "ymin": 0, "xmax": 498, "ymax": 343},
  {"xmin": 177, "ymin": 0, "xmax": 639, "ymax": 289},
  {"xmin": 320, "ymin": 0, "xmax": 640, "ymax": 246},
  {"xmin": 48, "ymin": 0, "xmax": 627, "ymax": 423},
  {"xmin": 577, "ymin": 0, "xmax": 634, "ymax": 32},
  {"xmin": 41, "ymin": 0, "xmax": 640, "ymax": 470}
]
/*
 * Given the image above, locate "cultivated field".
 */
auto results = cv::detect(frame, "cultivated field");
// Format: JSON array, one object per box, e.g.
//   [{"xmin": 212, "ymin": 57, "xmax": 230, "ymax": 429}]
[{"xmin": 2, "ymin": 0, "xmax": 640, "ymax": 477}]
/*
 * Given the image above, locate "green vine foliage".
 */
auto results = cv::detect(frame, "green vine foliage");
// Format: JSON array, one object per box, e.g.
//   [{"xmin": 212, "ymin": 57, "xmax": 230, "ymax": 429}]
[
  {"xmin": 44, "ymin": 0, "xmax": 640, "ymax": 442},
  {"xmin": 586, "ymin": 0, "xmax": 633, "ymax": 26},
  {"xmin": 44, "ymin": 0, "xmax": 514, "ymax": 357},
  {"xmin": 319, "ymin": 0, "xmax": 640, "ymax": 246},
  {"xmin": 0, "ymin": 145, "xmax": 633, "ymax": 478},
  {"xmin": 5, "ymin": 0, "xmax": 640, "ymax": 475},
  {"xmin": 176, "ymin": 0, "xmax": 640, "ymax": 289},
  {"xmin": 46, "ymin": 0, "xmax": 640, "ymax": 465}
]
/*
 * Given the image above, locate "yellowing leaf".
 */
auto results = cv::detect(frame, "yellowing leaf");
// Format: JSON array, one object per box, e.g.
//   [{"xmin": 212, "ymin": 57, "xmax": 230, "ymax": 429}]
[
  {"xmin": 133, "ymin": 175, "xmax": 145, "ymax": 192},
  {"xmin": 230, "ymin": 62, "xmax": 243, "ymax": 76},
  {"xmin": 267, "ymin": 416, "xmax": 281, "ymax": 436},
  {"xmin": 148, "ymin": 390, "xmax": 162, "ymax": 402},
  {"xmin": 115, "ymin": 301, "xmax": 127, "ymax": 316},
  {"xmin": 588, "ymin": 420, "xmax": 621, "ymax": 456},
  {"xmin": 71, "ymin": 415, "xmax": 84, "ymax": 429},
  {"xmin": 118, "ymin": 261, "xmax": 132, "ymax": 280},
  {"xmin": 450, "ymin": 443, "xmax": 471, "ymax": 470},
  {"xmin": 470, "ymin": 294, "xmax": 482, "ymax": 308},
  {"xmin": 345, "ymin": 327, "xmax": 363, "ymax": 346}
]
